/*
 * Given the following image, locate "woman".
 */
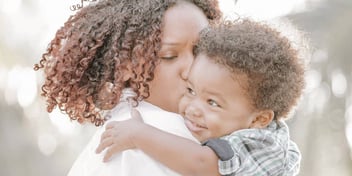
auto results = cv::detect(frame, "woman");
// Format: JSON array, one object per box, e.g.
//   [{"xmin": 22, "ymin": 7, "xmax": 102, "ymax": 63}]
[{"xmin": 34, "ymin": 0, "xmax": 221, "ymax": 175}]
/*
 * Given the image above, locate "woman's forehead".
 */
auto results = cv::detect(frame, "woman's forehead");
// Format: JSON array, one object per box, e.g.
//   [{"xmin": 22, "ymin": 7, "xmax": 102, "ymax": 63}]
[{"xmin": 161, "ymin": 2, "xmax": 208, "ymax": 45}]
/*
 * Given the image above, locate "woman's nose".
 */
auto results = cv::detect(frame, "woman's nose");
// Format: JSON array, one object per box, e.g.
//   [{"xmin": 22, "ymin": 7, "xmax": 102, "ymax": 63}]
[{"xmin": 180, "ymin": 53, "xmax": 194, "ymax": 80}]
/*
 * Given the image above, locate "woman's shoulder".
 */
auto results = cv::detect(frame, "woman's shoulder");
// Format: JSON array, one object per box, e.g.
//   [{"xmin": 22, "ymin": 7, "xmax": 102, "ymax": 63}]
[
  {"xmin": 138, "ymin": 101, "xmax": 180, "ymax": 116},
  {"xmin": 137, "ymin": 100, "xmax": 184, "ymax": 124},
  {"xmin": 137, "ymin": 101, "xmax": 198, "ymax": 142}
]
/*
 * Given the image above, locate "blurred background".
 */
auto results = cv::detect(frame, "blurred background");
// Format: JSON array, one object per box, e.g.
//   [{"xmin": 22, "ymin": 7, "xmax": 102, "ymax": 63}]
[{"xmin": 0, "ymin": 0, "xmax": 351, "ymax": 175}]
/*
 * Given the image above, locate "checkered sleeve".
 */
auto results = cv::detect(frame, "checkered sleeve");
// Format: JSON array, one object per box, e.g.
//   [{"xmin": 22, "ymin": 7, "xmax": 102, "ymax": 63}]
[
  {"xmin": 202, "ymin": 138, "xmax": 239, "ymax": 175},
  {"xmin": 205, "ymin": 121, "xmax": 301, "ymax": 176}
]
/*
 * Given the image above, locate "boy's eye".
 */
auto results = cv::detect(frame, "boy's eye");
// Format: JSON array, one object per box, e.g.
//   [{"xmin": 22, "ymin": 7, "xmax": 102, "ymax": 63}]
[
  {"xmin": 208, "ymin": 99, "xmax": 220, "ymax": 107},
  {"xmin": 187, "ymin": 87, "xmax": 196, "ymax": 96}
]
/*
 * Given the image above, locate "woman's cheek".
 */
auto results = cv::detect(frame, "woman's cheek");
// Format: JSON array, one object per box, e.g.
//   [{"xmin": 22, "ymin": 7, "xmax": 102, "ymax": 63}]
[{"xmin": 178, "ymin": 94, "xmax": 189, "ymax": 115}]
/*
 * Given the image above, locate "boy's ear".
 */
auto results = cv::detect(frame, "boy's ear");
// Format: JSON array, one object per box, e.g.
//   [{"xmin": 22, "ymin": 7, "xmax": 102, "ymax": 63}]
[{"xmin": 249, "ymin": 110, "xmax": 274, "ymax": 128}]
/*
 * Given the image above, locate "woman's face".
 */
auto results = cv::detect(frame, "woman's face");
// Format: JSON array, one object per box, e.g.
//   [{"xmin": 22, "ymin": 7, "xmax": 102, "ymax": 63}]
[{"xmin": 145, "ymin": 2, "xmax": 209, "ymax": 113}]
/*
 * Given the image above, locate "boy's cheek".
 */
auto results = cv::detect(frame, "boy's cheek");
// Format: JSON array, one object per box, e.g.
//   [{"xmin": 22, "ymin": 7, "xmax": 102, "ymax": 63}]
[{"xmin": 178, "ymin": 95, "xmax": 188, "ymax": 116}]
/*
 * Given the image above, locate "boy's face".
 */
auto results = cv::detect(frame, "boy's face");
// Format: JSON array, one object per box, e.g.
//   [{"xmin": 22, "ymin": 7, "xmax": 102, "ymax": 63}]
[{"xmin": 179, "ymin": 54, "xmax": 257, "ymax": 142}]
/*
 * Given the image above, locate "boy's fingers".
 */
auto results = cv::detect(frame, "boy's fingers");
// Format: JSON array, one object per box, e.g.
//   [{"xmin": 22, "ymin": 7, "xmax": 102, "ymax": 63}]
[
  {"xmin": 96, "ymin": 137, "xmax": 114, "ymax": 153},
  {"xmin": 100, "ymin": 130, "xmax": 113, "ymax": 142},
  {"xmin": 105, "ymin": 121, "xmax": 119, "ymax": 130},
  {"xmin": 103, "ymin": 144, "xmax": 122, "ymax": 162}
]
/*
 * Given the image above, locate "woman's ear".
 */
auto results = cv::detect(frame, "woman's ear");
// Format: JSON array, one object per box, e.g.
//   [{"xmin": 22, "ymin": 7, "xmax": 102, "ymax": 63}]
[
  {"xmin": 122, "ymin": 64, "xmax": 134, "ymax": 82},
  {"xmin": 249, "ymin": 110, "xmax": 274, "ymax": 129}
]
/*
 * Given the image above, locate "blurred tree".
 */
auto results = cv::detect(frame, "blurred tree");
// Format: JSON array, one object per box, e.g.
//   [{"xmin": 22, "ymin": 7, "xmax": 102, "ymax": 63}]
[{"xmin": 287, "ymin": 0, "xmax": 352, "ymax": 175}]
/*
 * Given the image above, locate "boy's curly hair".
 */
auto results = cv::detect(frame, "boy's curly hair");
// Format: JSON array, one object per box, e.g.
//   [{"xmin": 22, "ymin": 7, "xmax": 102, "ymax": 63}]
[
  {"xmin": 194, "ymin": 19, "xmax": 306, "ymax": 119},
  {"xmin": 34, "ymin": 0, "xmax": 221, "ymax": 126}
]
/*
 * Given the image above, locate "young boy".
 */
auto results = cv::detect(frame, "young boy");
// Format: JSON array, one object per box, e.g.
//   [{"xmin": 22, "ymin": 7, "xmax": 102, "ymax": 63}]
[{"xmin": 96, "ymin": 19, "xmax": 305, "ymax": 176}]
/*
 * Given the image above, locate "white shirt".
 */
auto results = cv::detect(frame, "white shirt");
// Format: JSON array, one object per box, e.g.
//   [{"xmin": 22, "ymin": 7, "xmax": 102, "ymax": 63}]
[{"xmin": 67, "ymin": 89, "xmax": 198, "ymax": 176}]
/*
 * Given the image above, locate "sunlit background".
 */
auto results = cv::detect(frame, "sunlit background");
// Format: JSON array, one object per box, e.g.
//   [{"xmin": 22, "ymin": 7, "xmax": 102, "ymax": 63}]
[{"xmin": 0, "ymin": 0, "xmax": 351, "ymax": 175}]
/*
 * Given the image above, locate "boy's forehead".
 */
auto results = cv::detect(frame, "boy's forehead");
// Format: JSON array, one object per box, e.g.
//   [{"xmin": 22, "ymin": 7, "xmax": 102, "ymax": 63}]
[
  {"xmin": 192, "ymin": 53, "xmax": 249, "ymax": 87},
  {"xmin": 189, "ymin": 54, "xmax": 252, "ymax": 103}
]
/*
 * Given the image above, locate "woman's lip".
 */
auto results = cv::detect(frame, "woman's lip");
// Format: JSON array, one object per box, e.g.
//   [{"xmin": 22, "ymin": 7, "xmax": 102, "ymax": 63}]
[{"xmin": 184, "ymin": 118, "xmax": 207, "ymax": 132}]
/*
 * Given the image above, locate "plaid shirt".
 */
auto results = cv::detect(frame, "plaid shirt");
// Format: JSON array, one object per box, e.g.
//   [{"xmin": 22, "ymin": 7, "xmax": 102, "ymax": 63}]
[{"xmin": 203, "ymin": 120, "xmax": 301, "ymax": 176}]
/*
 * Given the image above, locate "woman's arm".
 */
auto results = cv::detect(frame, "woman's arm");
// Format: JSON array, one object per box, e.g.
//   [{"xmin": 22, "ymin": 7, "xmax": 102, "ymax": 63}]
[{"xmin": 96, "ymin": 109, "xmax": 220, "ymax": 176}]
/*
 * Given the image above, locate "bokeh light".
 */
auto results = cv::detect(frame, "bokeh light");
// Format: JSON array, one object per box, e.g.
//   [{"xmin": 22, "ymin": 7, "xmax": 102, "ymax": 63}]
[
  {"xmin": 37, "ymin": 133, "xmax": 57, "ymax": 156},
  {"xmin": 48, "ymin": 108, "xmax": 78, "ymax": 136},
  {"xmin": 331, "ymin": 69, "xmax": 347, "ymax": 97}
]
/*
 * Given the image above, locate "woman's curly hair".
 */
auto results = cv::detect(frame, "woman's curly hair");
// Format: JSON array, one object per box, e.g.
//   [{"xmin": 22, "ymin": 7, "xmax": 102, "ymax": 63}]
[
  {"xmin": 34, "ymin": 0, "xmax": 221, "ymax": 126},
  {"xmin": 194, "ymin": 19, "xmax": 306, "ymax": 119}
]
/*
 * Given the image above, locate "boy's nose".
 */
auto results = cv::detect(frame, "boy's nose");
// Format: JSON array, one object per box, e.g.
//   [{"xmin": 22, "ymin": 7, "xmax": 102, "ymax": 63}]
[{"xmin": 185, "ymin": 104, "xmax": 202, "ymax": 118}]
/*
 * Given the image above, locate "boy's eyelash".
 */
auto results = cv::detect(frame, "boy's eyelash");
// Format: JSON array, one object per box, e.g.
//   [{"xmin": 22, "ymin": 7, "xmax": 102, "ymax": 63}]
[
  {"xmin": 187, "ymin": 87, "xmax": 195, "ymax": 95},
  {"xmin": 208, "ymin": 99, "xmax": 221, "ymax": 108},
  {"xmin": 185, "ymin": 87, "xmax": 221, "ymax": 108}
]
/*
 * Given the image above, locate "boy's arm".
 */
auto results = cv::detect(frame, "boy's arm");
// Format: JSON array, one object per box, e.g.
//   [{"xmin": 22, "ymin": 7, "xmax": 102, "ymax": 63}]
[
  {"xmin": 132, "ymin": 121, "xmax": 220, "ymax": 176},
  {"xmin": 96, "ymin": 109, "xmax": 220, "ymax": 176}
]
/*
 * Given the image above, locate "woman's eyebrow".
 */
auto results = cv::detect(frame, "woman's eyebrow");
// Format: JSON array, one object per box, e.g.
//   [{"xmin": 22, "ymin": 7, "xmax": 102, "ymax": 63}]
[{"xmin": 161, "ymin": 41, "xmax": 180, "ymax": 46}]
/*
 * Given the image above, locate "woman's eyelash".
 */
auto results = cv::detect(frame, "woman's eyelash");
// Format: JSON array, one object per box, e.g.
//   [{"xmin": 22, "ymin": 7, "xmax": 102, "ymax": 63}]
[{"xmin": 161, "ymin": 56, "xmax": 177, "ymax": 60}]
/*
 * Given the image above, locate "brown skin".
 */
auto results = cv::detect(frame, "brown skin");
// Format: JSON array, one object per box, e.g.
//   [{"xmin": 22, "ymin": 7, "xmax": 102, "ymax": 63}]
[
  {"xmin": 145, "ymin": 1, "xmax": 209, "ymax": 113},
  {"xmin": 96, "ymin": 55, "xmax": 274, "ymax": 176},
  {"xmin": 34, "ymin": 0, "xmax": 221, "ymax": 126},
  {"xmin": 96, "ymin": 2, "xmax": 222, "ymax": 175},
  {"xmin": 179, "ymin": 54, "xmax": 274, "ymax": 142},
  {"xmin": 97, "ymin": 19, "xmax": 305, "ymax": 175},
  {"xmin": 36, "ymin": 0, "xmax": 222, "ymax": 174},
  {"xmin": 97, "ymin": 109, "xmax": 220, "ymax": 176},
  {"xmin": 193, "ymin": 20, "xmax": 305, "ymax": 119}
]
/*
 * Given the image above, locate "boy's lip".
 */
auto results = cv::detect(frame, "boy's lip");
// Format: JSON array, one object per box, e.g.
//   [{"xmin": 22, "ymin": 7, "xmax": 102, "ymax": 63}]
[{"xmin": 184, "ymin": 118, "xmax": 207, "ymax": 132}]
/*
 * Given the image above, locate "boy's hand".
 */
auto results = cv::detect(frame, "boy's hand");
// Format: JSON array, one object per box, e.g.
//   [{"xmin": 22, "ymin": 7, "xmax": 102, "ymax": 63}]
[{"xmin": 95, "ymin": 108, "xmax": 144, "ymax": 162}]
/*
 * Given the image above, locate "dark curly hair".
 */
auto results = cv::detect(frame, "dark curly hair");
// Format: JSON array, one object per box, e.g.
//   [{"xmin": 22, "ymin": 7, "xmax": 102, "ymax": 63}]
[
  {"xmin": 194, "ymin": 19, "xmax": 306, "ymax": 119},
  {"xmin": 34, "ymin": 0, "xmax": 221, "ymax": 126}
]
